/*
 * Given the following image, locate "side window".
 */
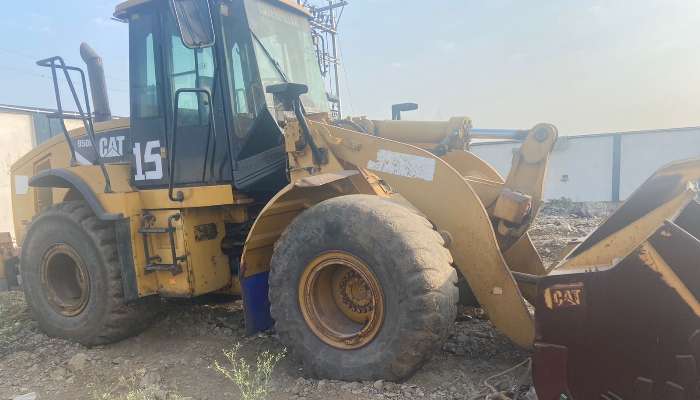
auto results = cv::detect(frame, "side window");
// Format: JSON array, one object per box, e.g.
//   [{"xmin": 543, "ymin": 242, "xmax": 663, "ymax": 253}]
[
  {"xmin": 33, "ymin": 114, "xmax": 66, "ymax": 145},
  {"xmin": 130, "ymin": 13, "xmax": 160, "ymax": 119},
  {"xmin": 168, "ymin": 28, "xmax": 215, "ymax": 125},
  {"xmin": 230, "ymin": 43, "xmax": 249, "ymax": 114}
]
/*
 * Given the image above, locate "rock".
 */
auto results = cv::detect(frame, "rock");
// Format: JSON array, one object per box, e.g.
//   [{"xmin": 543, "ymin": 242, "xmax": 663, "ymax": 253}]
[
  {"xmin": 341, "ymin": 381, "xmax": 361, "ymax": 391},
  {"xmin": 295, "ymin": 377, "xmax": 309, "ymax": 385},
  {"xmin": 49, "ymin": 367, "xmax": 68, "ymax": 381},
  {"xmin": 151, "ymin": 387, "xmax": 168, "ymax": 400},
  {"xmin": 140, "ymin": 371, "xmax": 162, "ymax": 388},
  {"xmin": 373, "ymin": 380, "xmax": 384, "ymax": 391},
  {"xmin": 317, "ymin": 379, "xmax": 328, "ymax": 390},
  {"xmin": 67, "ymin": 353, "xmax": 89, "ymax": 371},
  {"xmin": 523, "ymin": 386, "xmax": 538, "ymax": 400},
  {"xmin": 13, "ymin": 393, "xmax": 37, "ymax": 400}
]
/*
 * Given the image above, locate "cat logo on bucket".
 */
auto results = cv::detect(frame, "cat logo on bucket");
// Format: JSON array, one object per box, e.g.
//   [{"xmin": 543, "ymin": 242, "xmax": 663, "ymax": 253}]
[{"xmin": 544, "ymin": 283, "xmax": 585, "ymax": 310}]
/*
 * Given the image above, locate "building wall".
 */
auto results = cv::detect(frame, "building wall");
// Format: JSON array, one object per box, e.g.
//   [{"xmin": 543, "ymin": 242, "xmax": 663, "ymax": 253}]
[
  {"xmin": 0, "ymin": 109, "xmax": 84, "ymax": 238},
  {"xmin": 471, "ymin": 127, "xmax": 700, "ymax": 202},
  {"xmin": 0, "ymin": 112, "xmax": 36, "ymax": 235},
  {"xmin": 619, "ymin": 128, "xmax": 700, "ymax": 199},
  {"xmin": 544, "ymin": 135, "xmax": 614, "ymax": 202}
]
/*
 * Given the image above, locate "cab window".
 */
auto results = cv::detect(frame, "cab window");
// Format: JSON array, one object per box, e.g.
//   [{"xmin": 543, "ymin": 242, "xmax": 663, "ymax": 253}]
[
  {"xmin": 130, "ymin": 13, "xmax": 160, "ymax": 119},
  {"xmin": 167, "ymin": 18, "xmax": 215, "ymax": 126},
  {"xmin": 231, "ymin": 42, "xmax": 250, "ymax": 114}
]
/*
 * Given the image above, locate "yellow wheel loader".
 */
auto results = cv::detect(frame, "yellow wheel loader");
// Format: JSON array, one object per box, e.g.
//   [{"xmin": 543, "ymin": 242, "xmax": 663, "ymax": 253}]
[{"xmin": 9, "ymin": 0, "xmax": 699, "ymax": 397}]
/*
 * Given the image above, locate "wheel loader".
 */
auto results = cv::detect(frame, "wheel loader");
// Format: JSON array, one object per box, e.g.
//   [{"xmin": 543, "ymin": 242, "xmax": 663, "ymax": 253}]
[{"xmin": 8, "ymin": 0, "xmax": 699, "ymax": 398}]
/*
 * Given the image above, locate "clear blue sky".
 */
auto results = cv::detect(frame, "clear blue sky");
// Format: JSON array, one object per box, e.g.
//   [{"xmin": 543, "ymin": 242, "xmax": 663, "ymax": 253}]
[{"xmin": 1, "ymin": 0, "xmax": 699, "ymax": 135}]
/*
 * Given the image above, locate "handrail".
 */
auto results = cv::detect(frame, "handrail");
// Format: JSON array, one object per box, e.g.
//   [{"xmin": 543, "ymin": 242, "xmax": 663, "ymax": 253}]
[
  {"xmin": 36, "ymin": 56, "xmax": 112, "ymax": 193},
  {"xmin": 168, "ymin": 88, "xmax": 217, "ymax": 202}
]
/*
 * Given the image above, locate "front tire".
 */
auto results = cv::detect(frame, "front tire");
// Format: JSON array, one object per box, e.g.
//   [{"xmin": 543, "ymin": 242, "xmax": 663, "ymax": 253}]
[
  {"xmin": 269, "ymin": 195, "xmax": 458, "ymax": 381},
  {"xmin": 21, "ymin": 201, "xmax": 157, "ymax": 346}
]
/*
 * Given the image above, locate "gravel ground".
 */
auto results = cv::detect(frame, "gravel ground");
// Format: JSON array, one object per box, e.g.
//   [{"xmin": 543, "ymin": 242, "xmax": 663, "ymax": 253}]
[{"xmin": 0, "ymin": 202, "xmax": 615, "ymax": 400}]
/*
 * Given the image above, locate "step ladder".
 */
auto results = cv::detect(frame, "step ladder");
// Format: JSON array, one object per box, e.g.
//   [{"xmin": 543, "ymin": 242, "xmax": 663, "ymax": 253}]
[{"xmin": 139, "ymin": 213, "xmax": 185, "ymax": 275}]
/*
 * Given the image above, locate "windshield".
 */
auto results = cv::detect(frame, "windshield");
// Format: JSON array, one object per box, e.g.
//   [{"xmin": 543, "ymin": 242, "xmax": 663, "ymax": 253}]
[{"xmin": 245, "ymin": 0, "xmax": 328, "ymax": 113}]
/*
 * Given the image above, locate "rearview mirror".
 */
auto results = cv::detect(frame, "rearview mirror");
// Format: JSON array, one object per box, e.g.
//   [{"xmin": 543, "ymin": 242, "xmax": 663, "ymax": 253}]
[
  {"xmin": 171, "ymin": 0, "xmax": 216, "ymax": 49},
  {"xmin": 391, "ymin": 102, "xmax": 418, "ymax": 120}
]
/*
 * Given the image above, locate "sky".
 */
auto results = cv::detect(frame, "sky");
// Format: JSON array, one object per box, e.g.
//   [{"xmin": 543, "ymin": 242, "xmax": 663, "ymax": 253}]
[{"xmin": 0, "ymin": 0, "xmax": 699, "ymax": 135}]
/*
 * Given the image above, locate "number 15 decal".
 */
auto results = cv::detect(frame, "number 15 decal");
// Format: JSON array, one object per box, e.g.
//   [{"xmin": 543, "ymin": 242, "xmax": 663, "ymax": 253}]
[{"xmin": 133, "ymin": 140, "xmax": 163, "ymax": 181}]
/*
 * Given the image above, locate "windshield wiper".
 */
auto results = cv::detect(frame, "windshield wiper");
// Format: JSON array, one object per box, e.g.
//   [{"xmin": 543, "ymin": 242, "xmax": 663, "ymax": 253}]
[{"xmin": 250, "ymin": 30, "xmax": 289, "ymax": 83}]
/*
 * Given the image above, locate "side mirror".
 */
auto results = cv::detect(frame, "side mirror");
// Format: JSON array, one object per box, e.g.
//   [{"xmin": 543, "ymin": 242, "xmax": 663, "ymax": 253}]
[
  {"xmin": 171, "ymin": 0, "xmax": 216, "ymax": 49},
  {"xmin": 391, "ymin": 102, "xmax": 418, "ymax": 120},
  {"xmin": 266, "ymin": 82, "xmax": 309, "ymax": 111}
]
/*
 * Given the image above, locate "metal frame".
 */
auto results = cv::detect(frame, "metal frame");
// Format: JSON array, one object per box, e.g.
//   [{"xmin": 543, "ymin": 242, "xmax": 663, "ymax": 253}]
[{"xmin": 36, "ymin": 56, "xmax": 112, "ymax": 193}]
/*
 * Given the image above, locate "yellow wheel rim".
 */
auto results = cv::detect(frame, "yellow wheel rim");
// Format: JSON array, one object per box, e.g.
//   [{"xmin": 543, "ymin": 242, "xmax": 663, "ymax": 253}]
[
  {"xmin": 298, "ymin": 251, "xmax": 384, "ymax": 349},
  {"xmin": 41, "ymin": 244, "xmax": 90, "ymax": 317}
]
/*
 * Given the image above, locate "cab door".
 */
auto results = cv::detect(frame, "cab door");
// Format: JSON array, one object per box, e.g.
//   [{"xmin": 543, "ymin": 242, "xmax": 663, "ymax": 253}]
[
  {"xmin": 128, "ymin": 3, "xmax": 230, "ymax": 189},
  {"xmin": 129, "ymin": 8, "xmax": 168, "ymax": 188},
  {"xmin": 164, "ymin": 15, "xmax": 231, "ymax": 186}
]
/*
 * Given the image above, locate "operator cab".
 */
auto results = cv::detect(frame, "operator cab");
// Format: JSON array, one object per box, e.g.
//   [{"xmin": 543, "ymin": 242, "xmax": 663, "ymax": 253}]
[{"xmin": 115, "ymin": 0, "xmax": 328, "ymax": 195}]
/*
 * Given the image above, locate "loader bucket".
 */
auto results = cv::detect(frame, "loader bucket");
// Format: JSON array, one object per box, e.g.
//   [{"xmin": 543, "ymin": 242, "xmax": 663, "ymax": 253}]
[{"xmin": 532, "ymin": 159, "xmax": 700, "ymax": 400}]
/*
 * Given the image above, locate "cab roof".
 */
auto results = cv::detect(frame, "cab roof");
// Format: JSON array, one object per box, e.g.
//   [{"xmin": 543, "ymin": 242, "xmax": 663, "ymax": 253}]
[{"xmin": 114, "ymin": 0, "xmax": 311, "ymax": 19}]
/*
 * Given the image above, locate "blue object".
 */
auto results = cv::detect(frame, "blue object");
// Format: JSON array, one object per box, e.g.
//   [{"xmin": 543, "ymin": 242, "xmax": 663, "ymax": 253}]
[{"xmin": 241, "ymin": 271, "xmax": 274, "ymax": 334}]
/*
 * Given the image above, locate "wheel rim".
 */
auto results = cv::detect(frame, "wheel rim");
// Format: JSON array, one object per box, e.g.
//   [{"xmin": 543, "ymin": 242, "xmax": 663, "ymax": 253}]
[
  {"xmin": 298, "ymin": 251, "xmax": 384, "ymax": 349},
  {"xmin": 41, "ymin": 244, "xmax": 90, "ymax": 317}
]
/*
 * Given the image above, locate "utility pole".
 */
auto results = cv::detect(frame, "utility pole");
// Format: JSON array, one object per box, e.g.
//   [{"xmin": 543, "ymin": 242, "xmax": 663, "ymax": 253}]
[{"xmin": 306, "ymin": 0, "xmax": 347, "ymax": 120}]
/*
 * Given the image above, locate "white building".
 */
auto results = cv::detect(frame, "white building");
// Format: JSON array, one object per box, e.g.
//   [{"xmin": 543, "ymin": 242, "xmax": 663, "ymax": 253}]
[
  {"xmin": 471, "ymin": 126, "xmax": 700, "ymax": 202},
  {"xmin": 0, "ymin": 105, "xmax": 84, "ymax": 236}
]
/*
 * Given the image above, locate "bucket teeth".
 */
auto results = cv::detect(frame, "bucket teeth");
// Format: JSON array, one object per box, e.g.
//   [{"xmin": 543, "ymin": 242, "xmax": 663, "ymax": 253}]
[
  {"xmin": 633, "ymin": 378, "xmax": 654, "ymax": 400},
  {"xmin": 674, "ymin": 355, "xmax": 698, "ymax": 392},
  {"xmin": 663, "ymin": 381, "xmax": 685, "ymax": 400}
]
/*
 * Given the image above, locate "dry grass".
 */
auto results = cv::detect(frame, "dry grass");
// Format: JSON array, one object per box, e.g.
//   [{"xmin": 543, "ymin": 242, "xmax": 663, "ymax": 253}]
[
  {"xmin": 214, "ymin": 343, "xmax": 287, "ymax": 400},
  {"xmin": 92, "ymin": 376, "xmax": 186, "ymax": 400}
]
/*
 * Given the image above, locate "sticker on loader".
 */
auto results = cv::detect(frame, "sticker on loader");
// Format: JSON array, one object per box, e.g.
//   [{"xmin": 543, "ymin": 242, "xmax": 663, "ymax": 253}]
[
  {"xmin": 367, "ymin": 150, "xmax": 436, "ymax": 181},
  {"xmin": 543, "ymin": 283, "xmax": 585, "ymax": 310}
]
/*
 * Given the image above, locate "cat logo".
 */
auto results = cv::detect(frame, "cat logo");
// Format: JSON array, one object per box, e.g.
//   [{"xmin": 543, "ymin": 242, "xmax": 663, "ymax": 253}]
[
  {"xmin": 99, "ymin": 136, "xmax": 125, "ymax": 158},
  {"xmin": 544, "ymin": 283, "xmax": 585, "ymax": 310}
]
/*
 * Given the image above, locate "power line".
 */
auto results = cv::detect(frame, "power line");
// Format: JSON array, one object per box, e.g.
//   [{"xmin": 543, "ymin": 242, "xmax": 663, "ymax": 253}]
[
  {"xmin": 0, "ymin": 65, "xmax": 129, "ymax": 94},
  {"xmin": 0, "ymin": 47, "xmax": 130, "ymax": 85},
  {"xmin": 336, "ymin": 37, "xmax": 356, "ymax": 117}
]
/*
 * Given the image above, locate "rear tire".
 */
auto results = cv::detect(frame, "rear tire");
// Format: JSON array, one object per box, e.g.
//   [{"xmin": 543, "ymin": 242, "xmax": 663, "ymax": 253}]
[
  {"xmin": 21, "ymin": 201, "xmax": 158, "ymax": 346},
  {"xmin": 269, "ymin": 195, "xmax": 458, "ymax": 381}
]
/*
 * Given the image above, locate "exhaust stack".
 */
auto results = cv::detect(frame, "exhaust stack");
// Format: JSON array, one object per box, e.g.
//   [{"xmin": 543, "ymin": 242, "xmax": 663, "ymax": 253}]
[{"xmin": 80, "ymin": 42, "xmax": 112, "ymax": 122}]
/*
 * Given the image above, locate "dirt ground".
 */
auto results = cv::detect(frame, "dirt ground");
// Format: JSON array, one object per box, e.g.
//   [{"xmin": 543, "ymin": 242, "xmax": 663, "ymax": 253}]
[{"xmin": 0, "ymin": 201, "xmax": 614, "ymax": 400}]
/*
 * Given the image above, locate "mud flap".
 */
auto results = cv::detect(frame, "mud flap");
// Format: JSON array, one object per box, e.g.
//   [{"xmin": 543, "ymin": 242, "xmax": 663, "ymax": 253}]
[{"xmin": 533, "ymin": 212, "xmax": 700, "ymax": 399}]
